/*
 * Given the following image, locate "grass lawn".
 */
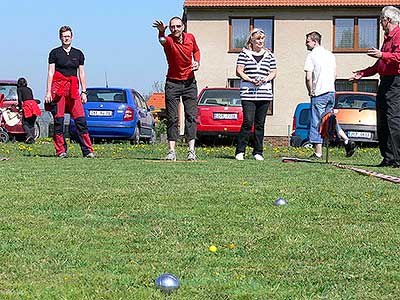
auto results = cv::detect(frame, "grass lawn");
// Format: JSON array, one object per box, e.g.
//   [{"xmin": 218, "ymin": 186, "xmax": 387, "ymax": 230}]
[{"xmin": 0, "ymin": 140, "xmax": 399, "ymax": 299}]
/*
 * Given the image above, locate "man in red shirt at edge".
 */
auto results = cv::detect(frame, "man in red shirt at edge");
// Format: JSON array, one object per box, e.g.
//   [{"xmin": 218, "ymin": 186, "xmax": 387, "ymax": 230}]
[
  {"xmin": 153, "ymin": 17, "xmax": 200, "ymax": 161},
  {"xmin": 351, "ymin": 6, "xmax": 400, "ymax": 167}
]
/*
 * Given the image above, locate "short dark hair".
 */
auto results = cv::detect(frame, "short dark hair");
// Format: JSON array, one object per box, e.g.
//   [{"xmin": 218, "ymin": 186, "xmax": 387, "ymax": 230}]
[
  {"xmin": 306, "ymin": 31, "xmax": 322, "ymax": 44},
  {"xmin": 17, "ymin": 77, "xmax": 27, "ymax": 88},
  {"xmin": 59, "ymin": 25, "xmax": 73, "ymax": 38},
  {"xmin": 169, "ymin": 16, "xmax": 183, "ymax": 26}
]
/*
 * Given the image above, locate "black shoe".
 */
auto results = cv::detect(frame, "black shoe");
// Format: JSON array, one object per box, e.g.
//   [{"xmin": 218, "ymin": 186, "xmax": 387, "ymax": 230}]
[
  {"xmin": 376, "ymin": 159, "xmax": 393, "ymax": 167},
  {"xmin": 25, "ymin": 136, "xmax": 34, "ymax": 144},
  {"xmin": 392, "ymin": 162, "xmax": 400, "ymax": 168},
  {"xmin": 344, "ymin": 140, "xmax": 356, "ymax": 157}
]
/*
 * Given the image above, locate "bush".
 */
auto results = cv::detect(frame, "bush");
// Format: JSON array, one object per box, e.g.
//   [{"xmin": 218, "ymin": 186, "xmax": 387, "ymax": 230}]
[{"xmin": 154, "ymin": 118, "xmax": 167, "ymax": 138}]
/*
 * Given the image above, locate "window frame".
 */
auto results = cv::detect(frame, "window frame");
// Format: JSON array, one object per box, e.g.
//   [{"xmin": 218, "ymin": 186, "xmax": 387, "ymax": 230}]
[
  {"xmin": 335, "ymin": 79, "xmax": 379, "ymax": 92},
  {"xmin": 229, "ymin": 17, "xmax": 274, "ymax": 53},
  {"xmin": 227, "ymin": 78, "xmax": 241, "ymax": 88},
  {"xmin": 333, "ymin": 16, "xmax": 379, "ymax": 52}
]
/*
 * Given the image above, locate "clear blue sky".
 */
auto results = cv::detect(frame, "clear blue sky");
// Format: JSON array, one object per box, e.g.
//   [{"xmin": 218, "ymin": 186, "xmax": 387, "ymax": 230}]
[{"xmin": 1, "ymin": 0, "xmax": 185, "ymax": 99}]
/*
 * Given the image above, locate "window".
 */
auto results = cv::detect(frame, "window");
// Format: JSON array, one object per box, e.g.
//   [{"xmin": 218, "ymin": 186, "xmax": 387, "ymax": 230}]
[
  {"xmin": 198, "ymin": 89, "xmax": 242, "ymax": 107},
  {"xmin": 334, "ymin": 17, "xmax": 378, "ymax": 51},
  {"xmin": 229, "ymin": 17, "xmax": 273, "ymax": 52},
  {"xmin": 227, "ymin": 78, "xmax": 240, "ymax": 88},
  {"xmin": 87, "ymin": 89, "xmax": 127, "ymax": 103},
  {"xmin": 132, "ymin": 90, "xmax": 147, "ymax": 108},
  {"xmin": 336, "ymin": 79, "xmax": 378, "ymax": 93},
  {"xmin": 299, "ymin": 109, "xmax": 310, "ymax": 126},
  {"xmin": 336, "ymin": 94, "xmax": 376, "ymax": 109},
  {"xmin": 0, "ymin": 84, "xmax": 18, "ymax": 101}
]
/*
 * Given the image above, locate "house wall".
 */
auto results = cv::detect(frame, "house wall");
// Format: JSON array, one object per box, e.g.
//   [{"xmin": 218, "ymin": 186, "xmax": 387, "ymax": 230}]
[{"xmin": 185, "ymin": 7, "xmax": 382, "ymax": 136}]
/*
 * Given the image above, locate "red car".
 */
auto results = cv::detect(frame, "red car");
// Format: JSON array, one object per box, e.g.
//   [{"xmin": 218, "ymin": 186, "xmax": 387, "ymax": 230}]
[
  {"xmin": 0, "ymin": 80, "xmax": 40, "ymax": 141},
  {"xmin": 196, "ymin": 88, "xmax": 246, "ymax": 139}
]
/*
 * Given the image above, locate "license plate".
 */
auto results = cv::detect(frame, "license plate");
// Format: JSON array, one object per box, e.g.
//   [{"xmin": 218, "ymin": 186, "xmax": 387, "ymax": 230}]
[
  {"xmin": 213, "ymin": 113, "xmax": 238, "ymax": 120},
  {"xmin": 347, "ymin": 131, "xmax": 372, "ymax": 139},
  {"xmin": 89, "ymin": 110, "xmax": 112, "ymax": 117}
]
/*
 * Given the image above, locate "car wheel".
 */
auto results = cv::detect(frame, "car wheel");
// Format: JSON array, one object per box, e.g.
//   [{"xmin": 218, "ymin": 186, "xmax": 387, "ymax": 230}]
[
  {"xmin": 130, "ymin": 126, "xmax": 140, "ymax": 145},
  {"xmin": 302, "ymin": 141, "xmax": 313, "ymax": 148},
  {"xmin": 34, "ymin": 121, "xmax": 40, "ymax": 140},
  {"xmin": 290, "ymin": 136, "xmax": 302, "ymax": 147},
  {"xmin": 0, "ymin": 130, "xmax": 9, "ymax": 143}
]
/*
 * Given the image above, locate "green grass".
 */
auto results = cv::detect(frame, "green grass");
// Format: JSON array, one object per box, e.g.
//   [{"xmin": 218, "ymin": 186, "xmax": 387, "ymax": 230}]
[{"xmin": 0, "ymin": 140, "xmax": 399, "ymax": 299}]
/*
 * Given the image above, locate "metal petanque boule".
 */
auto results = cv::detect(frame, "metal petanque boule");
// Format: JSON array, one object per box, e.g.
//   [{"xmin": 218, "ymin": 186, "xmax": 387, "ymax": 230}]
[
  {"xmin": 274, "ymin": 197, "xmax": 288, "ymax": 206},
  {"xmin": 155, "ymin": 273, "xmax": 180, "ymax": 294}
]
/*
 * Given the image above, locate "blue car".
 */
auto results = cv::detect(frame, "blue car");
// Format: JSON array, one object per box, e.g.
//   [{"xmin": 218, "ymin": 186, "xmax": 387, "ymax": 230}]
[
  {"xmin": 290, "ymin": 92, "xmax": 378, "ymax": 147},
  {"xmin": 290, "ymin": 102, "xmax": 311, "ymax": 147},
  {"xmin": 70, "ymin": 87, "xmax": 155, "ymax": 144}
]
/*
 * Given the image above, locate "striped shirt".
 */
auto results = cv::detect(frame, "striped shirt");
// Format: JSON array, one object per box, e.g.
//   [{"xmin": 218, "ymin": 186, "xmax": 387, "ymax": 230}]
[{"xmin": 237, "ymin": 48, "xmax": 277, "ymax": 101}]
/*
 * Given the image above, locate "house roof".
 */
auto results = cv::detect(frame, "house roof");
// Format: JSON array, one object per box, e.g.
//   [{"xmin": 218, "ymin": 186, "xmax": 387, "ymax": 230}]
[
  {"xmin": 147, "ymin": 92, "xmax": 166, "ymax": 110},
  {"xmin": 184, "ymin": 0, "xmax": 400, "ymax": 7}
]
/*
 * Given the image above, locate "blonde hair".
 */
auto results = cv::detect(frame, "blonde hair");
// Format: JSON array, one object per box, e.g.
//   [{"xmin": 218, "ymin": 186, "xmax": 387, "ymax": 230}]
[{"xmin": 245, "ymin": 28, "xmax": 266, "ymax": 50}]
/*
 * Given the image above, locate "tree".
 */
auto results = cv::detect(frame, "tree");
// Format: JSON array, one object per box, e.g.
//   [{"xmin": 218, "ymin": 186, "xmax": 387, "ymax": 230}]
[
  {"xmin": 143, "ymin": 80, "xmax": 165, "ymax": 101},
  {"xmin": 152, "ymin": 80, "xmax": 164, "ymax": 93}
]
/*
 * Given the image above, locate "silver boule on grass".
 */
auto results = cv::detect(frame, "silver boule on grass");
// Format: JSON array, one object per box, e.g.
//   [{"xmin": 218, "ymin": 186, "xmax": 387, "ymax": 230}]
[
  {"xmin": 155, "ymin": 273, "xmax": 180, "ymax": 294},
  {"xmin": 274, "ymin": 197, "xmax": 288, "ymax": 206}
]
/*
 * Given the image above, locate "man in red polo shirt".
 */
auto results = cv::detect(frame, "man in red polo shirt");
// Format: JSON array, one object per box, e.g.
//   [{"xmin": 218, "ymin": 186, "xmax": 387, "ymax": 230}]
[
  {"xmin": 351, "ymin": 6, "xmax": 400, "ymax": 167},
  {"xmin": 153, "ymin": 17, "xmax": 200, "ymax": 161}
]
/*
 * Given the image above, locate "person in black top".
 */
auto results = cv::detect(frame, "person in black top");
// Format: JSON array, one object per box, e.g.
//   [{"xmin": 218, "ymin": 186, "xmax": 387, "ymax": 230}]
[
  {"xmin": 44, "ymin": 25, "xmax": 94, "ymax": 158},
  {"xmin": 17, "ymin": 77, "xmax": 41, "ymax": 144},
  {"xmin": 48, "ymin": 46, "xmax": 85, "ymax": 77}
]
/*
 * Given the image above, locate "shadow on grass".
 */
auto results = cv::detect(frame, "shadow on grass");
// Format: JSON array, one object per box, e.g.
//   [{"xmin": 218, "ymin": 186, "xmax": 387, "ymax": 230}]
[{"xmin": 280, "ymin": 156, "xmax": 381, "ymax": 168}]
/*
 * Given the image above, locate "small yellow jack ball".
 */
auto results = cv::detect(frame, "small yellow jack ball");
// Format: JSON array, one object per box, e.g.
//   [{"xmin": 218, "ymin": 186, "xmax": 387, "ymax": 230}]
[{"xmin": 209, "ymin": 245, "xmax": 217, "ymax": 253}]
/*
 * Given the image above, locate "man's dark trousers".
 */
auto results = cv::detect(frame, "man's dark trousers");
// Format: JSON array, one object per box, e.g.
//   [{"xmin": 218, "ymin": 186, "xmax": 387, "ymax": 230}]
[
  {"xmin": 376, "ymin": 75, "xmax": 400, "ymax": 164},
  {"xmin": 165, "ymin": 78, "xmax": 198, "ymax": 141}
]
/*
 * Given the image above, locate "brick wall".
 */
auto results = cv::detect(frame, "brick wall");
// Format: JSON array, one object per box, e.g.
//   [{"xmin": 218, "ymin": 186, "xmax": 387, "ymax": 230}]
[{"xmin": 264, "ymin": 136, "xmax": 290, "ymax": 147}]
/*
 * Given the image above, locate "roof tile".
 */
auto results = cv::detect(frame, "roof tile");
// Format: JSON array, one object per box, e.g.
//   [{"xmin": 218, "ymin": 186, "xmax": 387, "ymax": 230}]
[
  {"xmin": 184, "ymin": 0, "xmax": 400, "ymax": 7},
  {"xmin": 147, "ymin": 92, "xmax": 166, "ymax": 110}
]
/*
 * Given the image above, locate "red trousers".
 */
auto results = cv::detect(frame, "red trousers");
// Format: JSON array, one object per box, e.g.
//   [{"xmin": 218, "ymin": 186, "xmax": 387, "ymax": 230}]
[
  {"xmin": 49, "ymin": 95, "xmax": 93, "ymax": 156},
  {"xmin": 46, "ymin": 76, "xmax": 93, "ymax": 156}
]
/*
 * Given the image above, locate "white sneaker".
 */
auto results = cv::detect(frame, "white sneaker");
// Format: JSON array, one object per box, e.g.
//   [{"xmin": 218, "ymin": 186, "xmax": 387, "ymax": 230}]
[
  {"xmin": 235, "ymin": 153, "xmax": 244, "ymax": 161},
  {"xmin": 187, "ymin": 150, "xmax": 197, "ymax": 161},
  {"xmin": 58, "ymin": 152, "xmax": 68, "ymax": 158},
  {"xmin": 253, "ymin": 154, "xmax": 264, "ymax": 161},
  {"xmin": 166, "ymin": 151, "xmax": 176, "ymax": 161}
]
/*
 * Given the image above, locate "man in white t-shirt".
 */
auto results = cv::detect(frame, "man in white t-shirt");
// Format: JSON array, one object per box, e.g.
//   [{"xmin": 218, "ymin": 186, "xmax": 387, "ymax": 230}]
[{"xmin": 304, "ymin": 31, "xmax": 356, "ymax": 158}]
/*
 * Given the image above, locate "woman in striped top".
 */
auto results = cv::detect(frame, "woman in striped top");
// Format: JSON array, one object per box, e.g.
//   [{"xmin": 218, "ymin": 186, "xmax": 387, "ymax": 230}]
[{"xmin": 235, "ymin": 28, "xmax": 277, "ymax": 161}]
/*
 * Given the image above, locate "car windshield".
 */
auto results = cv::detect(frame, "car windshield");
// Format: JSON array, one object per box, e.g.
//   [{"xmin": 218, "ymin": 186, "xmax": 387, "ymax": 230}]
[
  {"xmin": 198, "ymin": 89, "xmax": 241, "ymax": 107},
  {"xmin": 87, "ymin": 89, "xmax": 127, "ymax": 103},
  {"xmin": 335, "ymin": 94, "xmax": 376, "ymax": 109},
  {"xmin": 0, "ymin": 84, "xmax": 18, "ymax": 101}
]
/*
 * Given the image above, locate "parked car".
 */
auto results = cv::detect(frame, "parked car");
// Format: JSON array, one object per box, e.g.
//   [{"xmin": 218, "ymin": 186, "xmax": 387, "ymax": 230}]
[
  {"xmin": 70, "ymin": 87, "xmax": 155, "ymax": 144},
  {"xmin": 290, "ymin": 102, "xmax": 312, "ymax": 147},
  {"xmin": 290, "ymin": 91, "xmax": 378, "ymax": 147},
  {"xmin": 0, "ymin": 80, "xmax": 40, "ymax": 141},
  {"xmin": 196, "ymin": 88, "xmax": 246, "ymax": 139}
]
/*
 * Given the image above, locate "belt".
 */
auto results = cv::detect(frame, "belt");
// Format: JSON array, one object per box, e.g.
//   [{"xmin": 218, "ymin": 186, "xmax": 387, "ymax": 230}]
[{"xmin": 167, "ymin": 77, "xmax": 195, "ymax": 84}]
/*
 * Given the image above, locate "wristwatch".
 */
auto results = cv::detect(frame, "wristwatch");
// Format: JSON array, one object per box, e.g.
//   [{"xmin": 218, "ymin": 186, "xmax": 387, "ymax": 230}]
[{"xmin": 81, "ymin": 91, "xmax": 87, "ymax": 95}]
